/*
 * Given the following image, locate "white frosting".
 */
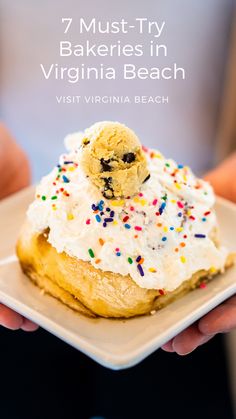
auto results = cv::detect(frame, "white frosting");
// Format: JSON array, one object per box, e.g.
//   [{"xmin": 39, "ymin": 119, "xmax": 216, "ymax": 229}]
[{"xmin": 27, "ymin": 135, "xmax": 228, "ymax": 291}]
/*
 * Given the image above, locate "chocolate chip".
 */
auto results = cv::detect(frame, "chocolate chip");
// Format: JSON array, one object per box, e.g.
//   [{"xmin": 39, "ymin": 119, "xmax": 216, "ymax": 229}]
[
  {"xmin": 143, "ymin": 173, "xmax": 151, "ymax": 183},
  {"xmin": 82, "ymin": 139, "xmax": 90, "ymax": 146},
  {"xmin": 122, "ymin": 152, "xmax": 135, "ymax": 163},
  {"xmin": 101, "ymin": 158, "xmax": 112, "ymax": 172},
  {"xmin": 102, "ymin": 177, "xmax": 114, "ymax": 199},
  {"xmin": 103, "ymin": 189, "xmax": 114, "ymax": 199},
  {"xmin": 103, "ymin": 176, "xmax": 112, "ymax": 186}
]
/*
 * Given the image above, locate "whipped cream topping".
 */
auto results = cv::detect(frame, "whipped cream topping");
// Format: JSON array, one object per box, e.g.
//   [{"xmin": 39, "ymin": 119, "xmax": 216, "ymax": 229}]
[{"xmin": 27, "ymin": 135, "xmax": 228, "ymax": 291}]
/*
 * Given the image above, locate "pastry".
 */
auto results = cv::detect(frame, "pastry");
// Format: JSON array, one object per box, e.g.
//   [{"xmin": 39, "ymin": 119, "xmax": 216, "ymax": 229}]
[{"xmin": 16, "ymin": 121, "xmax": 234, "ymax": 318}]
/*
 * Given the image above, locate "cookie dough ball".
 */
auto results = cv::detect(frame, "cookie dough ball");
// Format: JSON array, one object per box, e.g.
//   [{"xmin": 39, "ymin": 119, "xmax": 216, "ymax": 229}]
[{"xmin": 80, "ymin": 121, "xmax": 150, "ymax": 198}]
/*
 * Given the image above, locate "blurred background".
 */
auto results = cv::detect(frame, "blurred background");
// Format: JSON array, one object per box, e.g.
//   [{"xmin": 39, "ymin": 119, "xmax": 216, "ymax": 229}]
[
  {"xmin": 0, "ymin": 1, "xmax": 235, "ymax": 418},
  {"xmin": 0, "ymin": 0, "xmax": 235, "ymax": 180}
]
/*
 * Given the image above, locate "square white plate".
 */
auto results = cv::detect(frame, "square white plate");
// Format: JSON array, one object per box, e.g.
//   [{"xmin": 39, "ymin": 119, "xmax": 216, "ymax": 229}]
[{"xmin": 0, "ymin": 186, "xmax": 235, "ymax": 370}]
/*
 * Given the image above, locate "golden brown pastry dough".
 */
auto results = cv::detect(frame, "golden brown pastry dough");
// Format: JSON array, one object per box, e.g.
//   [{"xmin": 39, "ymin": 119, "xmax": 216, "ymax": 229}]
[{"xmin": 16, "ymin": 220, "xmax": 235, "ymax": 318}]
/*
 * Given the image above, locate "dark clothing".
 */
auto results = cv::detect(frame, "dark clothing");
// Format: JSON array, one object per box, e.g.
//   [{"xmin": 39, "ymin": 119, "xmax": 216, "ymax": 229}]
[{"xmin": 0, "ymin": 328, "xmax": 233, "ymax": 419}]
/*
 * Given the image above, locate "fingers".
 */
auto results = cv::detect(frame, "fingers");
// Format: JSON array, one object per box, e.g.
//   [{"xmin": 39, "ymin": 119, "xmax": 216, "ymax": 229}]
[
  {"xmin": 172, "ymin": 324, "xmax": 210, "ymax": 355},
  {"xmin": 199, "ymin": 296, "xmax": 236, "ymax": 335},
  {"xmin": 21, "ymin": 318, "xmax": 39, "ymax": 332},
  {"xmin": 0, "ymin": 303, "xmax": 24, "ymax": 330},
  {"xmin": 224, "ymin": 294, "xmax": 236, "ymax": 306},
  {"xmin": 161, "ymin": 339, "xmax": 174, "ymax": 352},
  {"xmin": 0, "ymin": 303, "xmax": 39, "ymax": 332},
  {"xmin": 162, "ymin": 324, "xmax": 215, "ymax": 355},
  {"xmin": 162, "ymin": 296, "xmax": 236, "ymax": 355}
]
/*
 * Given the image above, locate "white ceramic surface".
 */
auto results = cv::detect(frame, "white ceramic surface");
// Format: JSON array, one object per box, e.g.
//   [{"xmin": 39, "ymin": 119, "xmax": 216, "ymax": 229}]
[{"xmin": 0, "ymin": 186, "xmax": 235, "ymax": 370}]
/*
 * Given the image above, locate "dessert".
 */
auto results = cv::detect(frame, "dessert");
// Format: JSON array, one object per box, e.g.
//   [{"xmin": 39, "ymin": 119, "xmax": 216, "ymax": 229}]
[
  {"xmin": 16, "ymin": 122, "xmax": 234, "ymax": 318},
  {"xmin": 79, "ymin": 121, "xmax": 150, "ymax": 198}
]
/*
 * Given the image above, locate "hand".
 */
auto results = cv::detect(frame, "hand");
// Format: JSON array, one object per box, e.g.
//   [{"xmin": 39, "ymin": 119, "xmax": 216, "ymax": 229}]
[
  {"xmin": 0, "ymin": 123, "xmax": 38, "ymax": 331},
  {"xmin": 162, "ymin": 153, "xmax": 236, "ymax": 355},
  {"xmin": 0, "ymin": 123, "xmax": 31, "ymax": 199}
]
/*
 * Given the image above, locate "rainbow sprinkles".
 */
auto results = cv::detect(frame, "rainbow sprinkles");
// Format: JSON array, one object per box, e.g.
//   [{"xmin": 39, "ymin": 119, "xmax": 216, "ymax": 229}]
[{"xmin": 28, "ymin": 140, "xmax": 227, "ymax": 293}]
